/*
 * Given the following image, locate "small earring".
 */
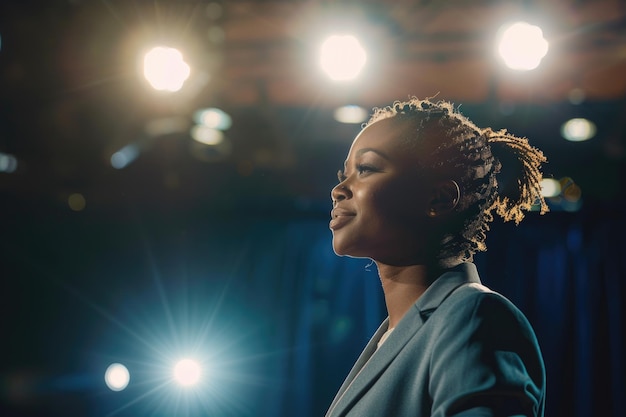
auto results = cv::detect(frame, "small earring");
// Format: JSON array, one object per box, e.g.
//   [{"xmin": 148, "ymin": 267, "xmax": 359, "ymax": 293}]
[{"xmin": 428, "ymin": 208, "xmax": 437, "ymax": 217}]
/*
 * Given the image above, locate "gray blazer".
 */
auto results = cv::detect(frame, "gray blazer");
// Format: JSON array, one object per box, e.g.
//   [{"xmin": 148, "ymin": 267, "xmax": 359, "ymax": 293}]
[{"xmin": 325, "ymin": 263, "xmax": 545, "ymax": 417}]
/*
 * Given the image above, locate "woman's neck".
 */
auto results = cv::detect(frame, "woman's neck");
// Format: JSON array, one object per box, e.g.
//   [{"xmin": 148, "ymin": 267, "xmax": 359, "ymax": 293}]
[{"xmin": 376, "ymin": 263, "xmax": 442, "ymax": 329}]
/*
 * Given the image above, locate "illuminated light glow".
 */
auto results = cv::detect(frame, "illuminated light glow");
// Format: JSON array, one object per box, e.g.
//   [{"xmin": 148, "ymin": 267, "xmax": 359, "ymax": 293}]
[
  {"xmin": 540, "ymin": 178, "xmax": 561, "ymax": 197},
  {"xmin": 497, "ymin": 22, "xmax": 549, "ymax": 71},
  {"xmin": 205, "ymin": 2, "xmax": 224, "ymax": 20},
  {"xmin": 111, "ymin": 143, "xmax": 140, "ymax": 169},
  {"xmin": 84, "ymin": 288, "xmax": 254, "ymax": 415},
  {"xmin": 561, "ymin": 118, "xmax": 596, "ymax": 142},
  {"xmin": 563, "ymin": 183, "xmax": 582, "ymax": 202},
  {"xmin": 329, "ymin": 316, "xmax": 353, "ymax": 344},
  {"xmin": 193, "ymin": 108, "xmax": 232, "ymax": 130},
  {"xmin": 191, "ymin": 125, "xmax": 224, "ymax": 145},
  {"xmin": 143, "ymin": 46, "xmax": 191, "ymax": 92},
  {"xmin": 0, "ymin": 152, "xmax": 18, "ymax": 173},
  {"xmin": 560, "ymin": 177, "xmax": 582, "ymax": 202},
  {"xmin": 145, "ymin": 116, "xmax": 189, "ymax": 137},
  {"xmin": 68, "ymin": 193, "xmax": 86, "ymax": 211},
  {"xmin": 104, "ymin": 363, "xmax": 130, "ymax": 391},
  {"xmin": 207, "ymin": 26, "xmax": 225, "ymax": 44},
  {"xmin": 333, "ymin": 105, "xmax": 368, "ymax": 124},
  {"xmin": 319, "ymin": 35, "xmax": 367, "ymax": 81},
  {"xmin": 498, "ymin": 101, "xmax": 516, "ymax": 116},
  {"xmin": 568, "ymin": 88, "xmax": 586, "ymax": 105},
  {"xmin": 173, "ymin": 359, "xmax": 201, "ymax": 386}
]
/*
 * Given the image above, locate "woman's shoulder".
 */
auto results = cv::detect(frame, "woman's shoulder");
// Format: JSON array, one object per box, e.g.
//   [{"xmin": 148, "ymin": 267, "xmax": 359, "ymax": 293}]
[{"xmin": 437, "ymin": 281, "xmax": 532, "ymax": 328}]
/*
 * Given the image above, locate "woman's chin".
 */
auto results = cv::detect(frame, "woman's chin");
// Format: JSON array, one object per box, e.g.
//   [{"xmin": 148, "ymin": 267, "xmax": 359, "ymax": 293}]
[
  {"xmin": 331, "ymin": 241, "xmax": 353, "ymax": 257},
  {"xmin": 332, "ymin": 243, "xmax": 368, "ymax": 259}
]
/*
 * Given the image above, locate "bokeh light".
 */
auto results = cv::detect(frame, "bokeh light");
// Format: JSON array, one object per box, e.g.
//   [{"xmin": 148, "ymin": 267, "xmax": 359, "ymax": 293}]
[
  {"xmin": 496, "ymin": 21, "xmax": 549, "ymax": 71},
  {"xmin": 111, "ymin": 143, "xmax": 140, "ymax": 169},
  {"xmin": 193, "ymin": 108, "xmax": 232, "ymax": 130},
  {"xmin": 104, "ymin": 363, "xmax": 130, "ymax": 392},
  {"xmin": 333, "ymin": 105, "xmax": 368, "ymax": 124},
  {"xmin": 568, "ymin": 88, "xmax": 586, "ymax": 105},
  {"xmin": 540, "ymin": 178, "xmax": 561, "ymax": 197},
  {"xmin": 319, "ymin": 35, "xmax": 367, "ymax": 81},
  {"xmin": 191, "ymin": 125, "xmax": 224, "ymax": 145},
  {"xmin": 68, "ymin": 193, "xmax": 86, "ymax": 211},
  {"xmin": 561, "ymin": 118, "xmax": 596, "ymax": 142},
  {"xmin": 0, "ymin": 152, "xmax": 18, "ymax": 173},
  {"xmin": 143, "ymin": 46, "xmax": 191, "ymax": 92}
]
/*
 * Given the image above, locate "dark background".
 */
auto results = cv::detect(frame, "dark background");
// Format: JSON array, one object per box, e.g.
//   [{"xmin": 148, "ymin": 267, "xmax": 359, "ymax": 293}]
[{"xmin": 1, "ymin": 1, "xmax": 625, "ymax": 416}]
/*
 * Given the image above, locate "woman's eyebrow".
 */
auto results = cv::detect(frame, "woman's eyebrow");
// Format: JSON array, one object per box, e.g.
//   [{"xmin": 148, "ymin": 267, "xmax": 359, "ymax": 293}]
[
  {"xmin": 355, "ymin": 147, "xmax": 391, "ymax": 160},
  {"xmin": 342, "ymin": 148, "xmax": 392, "ymax": 172}
]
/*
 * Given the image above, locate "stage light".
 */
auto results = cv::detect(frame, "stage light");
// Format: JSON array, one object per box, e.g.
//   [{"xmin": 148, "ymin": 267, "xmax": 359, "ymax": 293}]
[
  {"xmin": 191, "ymin": 125, "xmax": 224, "ymax": 145},
  {"xmin": 0, "ymin": 152, "xmax": 18, "ymax": 173},
  {"xmin": 561, "ymin": 118, "xmax": 596, "ymax": 142},
  {"xmin": 193, "ymin": 108, "xmax": 232, "ymax": 130},
  {"xmin": 143, "ymin": 46, "xmax": 191, "ymax": 92},
  {"xmin": 173, "ymin": 358, "xmax": 201, "ymax": 387},
  {"xmin": 111, "ymin": 143, "xmax": 140, "ymax": 169},
  {"xmin": 333, "ymin": 105, "xmax": 368, "ymax": 124},
  {"xmin": 319, "ymin": 35, "xmax": 367, "ymax": 81},
  {"xmin": 105, "ymin": 363, "xmax": 130, "ymax": 392},
  {"xmin": 496, "ymin": 21, "xmax": 548, "ymax": 71},
  {"xmin": 540, "ymin": 178, "xmax": 561, "ymax": 197}
]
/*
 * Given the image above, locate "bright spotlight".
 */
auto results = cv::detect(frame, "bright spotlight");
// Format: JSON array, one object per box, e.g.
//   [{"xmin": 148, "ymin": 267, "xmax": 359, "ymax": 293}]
[
  {"xmin": 173, "ymin": 358, "xmax": 201, "ymax": 386},
  {"xmin": 104, "ymin": 363, "xmax": 130, "ymax": 392},
  {"xmin": 561, "ymin": 118, "xmax": 596, "ymax": 142},
  {"xmin": 497, "ymin": 21, "xmax": 549, "ymax": 71},
  {"xmin": 319, "ymin": 35, "xmax": 367, "ymax": 81},
  {"xmin": 143, "ymin": 46, "xmax": 191, "ymax": 92}
]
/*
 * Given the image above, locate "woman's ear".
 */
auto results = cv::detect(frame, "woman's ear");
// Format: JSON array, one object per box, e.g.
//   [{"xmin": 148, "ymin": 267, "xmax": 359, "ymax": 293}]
[{"xmin": 426, "ymin": 180, "xmax": 460, "ymax": 217}]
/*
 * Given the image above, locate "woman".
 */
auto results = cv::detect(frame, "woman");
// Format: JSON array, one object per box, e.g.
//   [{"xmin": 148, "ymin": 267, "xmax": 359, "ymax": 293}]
[{"xmin": 326, "ymin": 98, "xmax": 547, "ymax": 417}]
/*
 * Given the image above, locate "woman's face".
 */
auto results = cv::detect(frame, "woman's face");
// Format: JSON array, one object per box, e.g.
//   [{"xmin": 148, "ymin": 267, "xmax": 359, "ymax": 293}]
[{"xmin": 330, "ymin": 117, "xmax": 436, "ymax": 265}]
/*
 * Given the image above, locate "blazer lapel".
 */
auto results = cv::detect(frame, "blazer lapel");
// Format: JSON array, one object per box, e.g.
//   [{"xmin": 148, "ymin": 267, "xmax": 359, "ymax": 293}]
[
  {"xmin": 325, "ymin": 263, "xmax": 481, "ymax": 417},
  {"xmin": 325, "ymin": 319, "xmax": 390, "ymax": 416}
]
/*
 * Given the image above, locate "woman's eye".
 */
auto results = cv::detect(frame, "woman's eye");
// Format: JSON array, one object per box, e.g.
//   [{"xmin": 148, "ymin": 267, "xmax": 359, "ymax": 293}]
[
  {"xmin": 356, "ymin": 164, "xmax": 376, "ymax": 175},
  {"xmin": 337, "ymin": 165, "xmax": 377, "ymax": 182}
]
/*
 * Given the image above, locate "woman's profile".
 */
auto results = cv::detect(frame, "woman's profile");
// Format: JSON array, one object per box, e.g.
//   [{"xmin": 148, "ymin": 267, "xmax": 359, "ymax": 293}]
[{"xmin": 326, "ymin": 98, "xmax": 547, "ymax": 417}]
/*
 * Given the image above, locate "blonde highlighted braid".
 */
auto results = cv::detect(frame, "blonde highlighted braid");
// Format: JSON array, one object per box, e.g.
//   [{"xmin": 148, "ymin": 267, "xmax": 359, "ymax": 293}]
[{"xmin": 365, "ymin": 97, "xmax": 548, "ymax": 265}]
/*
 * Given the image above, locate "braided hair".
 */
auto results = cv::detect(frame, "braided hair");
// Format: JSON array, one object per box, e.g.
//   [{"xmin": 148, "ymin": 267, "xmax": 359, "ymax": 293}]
[{"xmin": 365, "ymin": 97, "xmax": 548, "ymax": 265}]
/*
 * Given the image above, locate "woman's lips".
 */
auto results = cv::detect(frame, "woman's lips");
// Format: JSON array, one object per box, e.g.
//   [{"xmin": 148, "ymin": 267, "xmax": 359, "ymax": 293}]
[{"xmin": 329, "ymin": 208, "xmax": 355, "ymax": 230}]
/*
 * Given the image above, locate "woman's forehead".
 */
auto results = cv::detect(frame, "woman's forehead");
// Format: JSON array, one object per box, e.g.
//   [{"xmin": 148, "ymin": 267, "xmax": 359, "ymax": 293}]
[
  {"xmin": 345, "ymin": 117, "xmax": 449, "ymax": 176},
  {"xmin": 349, "ymin": 117, "xmax": 423, "ymax": 155}
]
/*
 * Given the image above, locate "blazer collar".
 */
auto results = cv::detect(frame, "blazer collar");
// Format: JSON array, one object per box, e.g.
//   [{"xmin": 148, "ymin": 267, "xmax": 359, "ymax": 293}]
[
  {"xmin": 415, "ymin": 262, "xmax": 481, "ymax": 314},
  {"xmin": 325, "ymin": 262, "xmax": 481, "ymax": 417}
]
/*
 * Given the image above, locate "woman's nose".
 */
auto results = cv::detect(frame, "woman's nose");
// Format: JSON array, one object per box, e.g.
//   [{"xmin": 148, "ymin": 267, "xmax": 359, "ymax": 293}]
[{"xmin": 331, "ymin": 181, "xmax": 351, "ymax": 204}]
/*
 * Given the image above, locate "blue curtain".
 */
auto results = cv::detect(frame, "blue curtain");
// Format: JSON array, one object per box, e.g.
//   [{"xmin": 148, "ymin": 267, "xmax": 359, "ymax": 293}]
[
  {"xmin": 473, "ymin": 210, "xmax": 625, "ymax": 417},
  {"xmin": 204, "ymin": 210, "xmax": 625, "ymax": 417}
]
